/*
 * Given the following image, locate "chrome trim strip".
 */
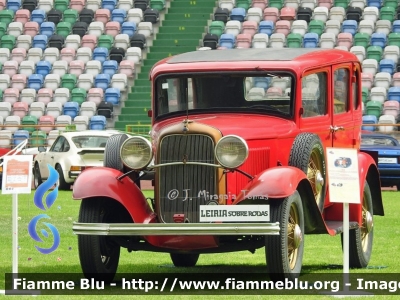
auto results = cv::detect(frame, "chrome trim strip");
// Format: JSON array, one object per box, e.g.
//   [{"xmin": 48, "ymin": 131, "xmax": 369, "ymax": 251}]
[{"xmin": 72, "ymin": 222, "xmax": 280, "ymax": 236}]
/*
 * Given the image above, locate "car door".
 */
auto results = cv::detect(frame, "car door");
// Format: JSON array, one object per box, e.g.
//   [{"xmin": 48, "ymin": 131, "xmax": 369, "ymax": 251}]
[
  {"xmin": 299, "ymin": 69, "xmax": 332, "ymax": 149},
  {"xmin": 330, "ymin": 64, "xmax": 358, "ymax": 148},
  {"xmin": 39, "ymin": 136, "xmax": 66, "ymax": 178}
]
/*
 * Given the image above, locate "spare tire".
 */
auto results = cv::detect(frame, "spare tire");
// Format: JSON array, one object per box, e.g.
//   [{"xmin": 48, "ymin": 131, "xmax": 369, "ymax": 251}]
[
  {"xmin": 104, "ymin": 133, "xmax": 129, "ymax": 171},
  {"xmin": 288, "ymin": 133, "xmax": 326, "ymax": 212}
]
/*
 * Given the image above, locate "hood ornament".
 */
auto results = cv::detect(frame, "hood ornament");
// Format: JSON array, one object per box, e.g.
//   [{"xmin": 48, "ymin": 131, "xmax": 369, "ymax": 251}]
[{"xmin": 182, "ymin": 118, "xmax": 193, "ymax": 133}]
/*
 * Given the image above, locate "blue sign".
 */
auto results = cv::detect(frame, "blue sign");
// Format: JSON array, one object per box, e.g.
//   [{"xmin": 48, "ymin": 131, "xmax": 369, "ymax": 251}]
[{"xmin": 28, "ymin": 165, "xmax": 60, "ymax": 254}]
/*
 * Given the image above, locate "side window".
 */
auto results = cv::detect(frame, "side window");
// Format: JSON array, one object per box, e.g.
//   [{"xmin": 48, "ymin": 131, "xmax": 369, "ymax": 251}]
[
  {"xmin": 334, "ymin": 68, "xmax": 349, "ymax": 114},
  {"xmin": 301, "ymin": 72, "xmax": 327, "ymax": 117},
  {"xmin": 50, "ymin": 136, "xmax": 65, "ymax": 152},
  {"xmin": 352, "ymin": 68, "xmax": 359, "ymax": 110}
]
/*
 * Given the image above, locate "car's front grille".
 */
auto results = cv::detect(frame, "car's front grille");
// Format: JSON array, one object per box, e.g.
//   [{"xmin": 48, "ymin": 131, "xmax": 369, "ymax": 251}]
[{"xmin": 159, "ymin": 134, "xmax": 216, "ymax": 223}]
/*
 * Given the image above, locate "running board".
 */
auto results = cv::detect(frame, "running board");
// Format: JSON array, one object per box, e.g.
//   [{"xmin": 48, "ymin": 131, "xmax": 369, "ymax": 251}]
[
  {"xmin": 72, "ymin": 222, "xmax": 280, "ymax": 236},
  {"xmin": 325, "ymin": 221, "xmax": 359, "ymax": 235}
]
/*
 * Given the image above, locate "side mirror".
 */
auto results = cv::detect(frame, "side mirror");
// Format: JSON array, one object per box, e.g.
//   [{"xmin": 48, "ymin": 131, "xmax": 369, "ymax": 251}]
[{"xmin": 38, "ymin": 146, "xmax": 46, "ymax": 153}]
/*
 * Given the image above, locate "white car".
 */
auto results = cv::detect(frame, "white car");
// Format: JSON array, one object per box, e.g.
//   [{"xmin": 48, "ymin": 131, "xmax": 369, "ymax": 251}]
[{"xmin": 33, "ymin": 130, "xmax": 121, "ymax": 190}]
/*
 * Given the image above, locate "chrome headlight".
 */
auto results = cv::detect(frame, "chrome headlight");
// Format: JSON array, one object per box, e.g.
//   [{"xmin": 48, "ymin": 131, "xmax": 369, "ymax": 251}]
[
  {"xmin": 215, "ymin": 135, "xmax": 248, "ymax": 169},
  {"xmin": 120, "ymin": 136, "xmax": 153, "ymax": 170}
]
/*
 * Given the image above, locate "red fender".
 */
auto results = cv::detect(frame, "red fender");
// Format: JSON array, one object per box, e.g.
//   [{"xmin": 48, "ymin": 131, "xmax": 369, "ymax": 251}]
[
  {"xmin": 73, "ymin": 167, "xmax": 218, "ymax": 250},
  {"xmin": 232, "ymin": 166, "xmax": 308, "ymax": 204},
  {"xmin": 73, "ymin": 167, "xmax": 156, "ymax": 224}
]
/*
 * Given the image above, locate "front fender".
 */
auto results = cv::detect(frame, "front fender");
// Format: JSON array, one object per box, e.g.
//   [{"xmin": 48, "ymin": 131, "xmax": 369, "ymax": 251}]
[
  {"xmin": 73, "ymin": 167, "xmax": 156, "ymax": 224},
  {"xmin": 358, "ymin": 152, "xmax": 384, "ymax": 216},
  {"xmin": 233, "ymin": 166, "xmax": 308, "ymax": 203}
]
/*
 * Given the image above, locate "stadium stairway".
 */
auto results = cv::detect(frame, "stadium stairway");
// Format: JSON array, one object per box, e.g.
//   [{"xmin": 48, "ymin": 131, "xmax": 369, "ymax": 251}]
[{"xmin": 114, "ymin": 0, "xmax": 216, "ymax": 132}]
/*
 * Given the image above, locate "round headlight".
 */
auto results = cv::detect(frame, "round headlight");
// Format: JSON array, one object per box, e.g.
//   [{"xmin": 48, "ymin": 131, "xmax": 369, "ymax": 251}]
[
  {"xmin": 215, "ymin": 135, "xmax": 248, "ymax": 169},
  {"xmin": 120, "ymin": 136, "xmax": 153, "ymax": 170}
]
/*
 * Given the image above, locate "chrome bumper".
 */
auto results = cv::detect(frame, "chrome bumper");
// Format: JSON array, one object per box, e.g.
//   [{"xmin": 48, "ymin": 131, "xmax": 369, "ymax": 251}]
[{"xmin": 72, "ymin": 222, "xmax": 280, "ymax": 236}]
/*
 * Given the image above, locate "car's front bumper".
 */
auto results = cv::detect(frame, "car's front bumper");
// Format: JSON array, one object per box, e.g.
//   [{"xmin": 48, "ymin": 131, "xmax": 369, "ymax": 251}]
[{"xmin": 72, "ymin": 222, "xmax": 280, "ymax": 236}]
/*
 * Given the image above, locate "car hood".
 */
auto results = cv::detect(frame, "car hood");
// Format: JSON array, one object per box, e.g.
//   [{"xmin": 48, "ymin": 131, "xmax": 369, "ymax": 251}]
[
  {"xmin": 153, "ymin": 114, "xmax": 298, "ymax": 140},
  {"xmin": 361, "ymin": 145, "xmax": 400, "ymax": 155}
]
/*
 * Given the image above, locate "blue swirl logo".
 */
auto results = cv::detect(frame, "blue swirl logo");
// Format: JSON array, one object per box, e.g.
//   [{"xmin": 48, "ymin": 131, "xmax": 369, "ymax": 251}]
[{"xmin": 28, "ymin": 164, "xmax": 60, "ymax": 254}]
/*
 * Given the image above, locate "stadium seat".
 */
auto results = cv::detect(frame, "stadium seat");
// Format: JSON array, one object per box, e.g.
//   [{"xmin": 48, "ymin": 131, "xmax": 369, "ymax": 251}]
[
  {"xmin": 102, "ymin": 0, "xmax": 116, "ymax": 10},
  {"xmin": 247, "ymin": 7, "xmax": 263, "ymax": 23},
  {"xmin": 303, "ymin": 32, "xmax": 318, "ymax": 48},
  {"xmin": 313, "ymin": 7, "xmax": 329, "ymax": 23},
  {"xmin": 291, "ymin": 20, "xmax": 308, "ymax": 37},
  {"xmin": 87, "ymin": 88, "xmax": 103, "ymax": 106},
  {"xmin": 346, "ymin": 6, "xmax": 362, "ymax": 22},
  {"xmin": 73, "ymin": 115, "xmax": 89, "ymax": 130},
  {"xmin": 242, "ymin": 21, "xmax": 258, "ymax": 37},
  {"xmin": 263, "ymin": 8, "xmax": 279, "ymax": 23},
  {"xmin": 69, "ymin": 60, "xmax": 85, "ymax": 76},
  {"xmin": 143, "ymin": 8, "xmax": 159, "ymax": 24},
  {"xmin": 362, "ymin": 59, "xmax": 378, "ymax": 76},
  {"xmin": 46, "ymin": 102, "xmax": 63, "ymax": 119},
  {"xmin": 378, "ymin": 114, "xmax": 396, "ymax": 132},
  {"xmin": 379, "ymin": 6, "xmax": 395, "ymax": 22},
  {"xmin": 13, "ymin": 102, "xmax": 29, "ymax": 118},
  {"xmin": 130, "ymin": 33, "xmax": 146, "ymax": 49},
  {"xmin": 80, "ymin": 101, "xmax": 96, "ymax": 118},
  {"xmin": 72, "ymin": 22, "xmax": 88, "ymax": 37},
  {"xmin": 89, "ymin": 115, "xmax": 107, "ymax": 129},
  {"xmin": 259, "ymin": 21, "xmax": 274, "ymax": 36},
  {"xmin": 114, "ymin": 34, "xmax": 130, "ymax": 50},
  {"xmin": 71, "ymin": 87, "xmax": 87, "ymax": 105},
  {"xmin": 119, "ymin": 60, "xmax": 135, "ymax": 77},
  {"xmin": 63, "ymin": 101, "xmax": 80, "ymax": 118},
  {"xmin": 92, "ymin": 47, "xmax": 109, "ymax": 63},
  {"xmin": 61, "ymin": 74, "xmax": 77, "ymax": 90},
  {"xmin": 230, "ymin": 7, "xmax": 246, "ymax": 22},
  {"xmin": 252, "ymin": 33, "xmax": 269, "ymax": 48},
  {"xmin": 29, "ymin": 102, "xmax": 46, "ymax": 118},
  {"xmin": 121, "ymin": 22, "xmax": 137, "ymax": 38},
  {"xmin": 13, "ymin": 130, "xmax": 30, "ymax": 146},
  {"xmin": 47, "ymin": 9, "xmax": 63, "ymax": 25},
  {"xmin": 65, "ymin": 34, "xmax": 81, "ymax": 50},
  {"xmin": 392, "ymin": 72, "xmax": 400, "ymax": 87},
  {"xmin": 53, "ymin": 88, "xmax": 70, "ymax": 105},
  {"xmin": 388, "ymin": 87, "xmax": 400, "ymax": 102},
  {"xmin": 370, "ymin": 86, "xmax": 387, "ymax": 103},
  {"xmin": 37, "ymin": 88, "xmax": 53, "ymax": 105},
  {"xmin": 375, "ymin": 20, "xmax": 391, "ymax": 37},
  {"xmin": 96, "ymin": 101, "xmax": 113, "ymax": 119},
  {"xmin": 0, "ymin": 102, "xmax": 11, "ymax": 119},
  {"xmin": 22, "ymin": 0, "xmax": 37, "ymax": 12},
  {"xmin": 55, "ymin": 114, "xmax": 72, "ymax": 130},
  {"xmin": 28, "ymin": 74, "xmax": 43, "ymax": 91},
  {"xmin": 275, "ymin": 20, "xmax": 291, "ymax": 36},
  {"xmin": 44, "ymin": 74, "xmax": 61, "ymax": 91},
  {"xmin": 365, "ymin": 101, "xmax": 382, "ymax": 119},
  {"xmin": 0, "ymin": 129, "xmax": 12, "ymax": 148},
  {"xmin": 20, "ymin": 88, "xmax": 36, "ymax": 106},
  {"xmin": 104, "ymin": 88, "xmax": 120, "ymax": 105},
  {"xmin": 109, "ymin": 47, "xmax": 125, "ymax": 63},
  {"xmin": 76, "ymin": 47, "xmax": 92, "ymax": 63},
  {"xmin": 30, "ymin": 130, "xmax": 47, "ymax": 146},
  {"xmin": 225, "ymin": 20, "xmax": 241, "ymax": 37},
  {"xmin": 219, "ymin": 33, "xmax": 235, "ymax": 49},
  {"xmin": 11, "ymin": 48, "xmax": 26, "ymax": 64},
  {"xmin": 85, "ymin": 60, "xmax": 102, "ymax": 77},
  {"xmin": 60, "ymin": 48, "xmax": 76, "ymax": 64},
  {"xmin": 4, "ymin": 115, "xmax": 21, "ymax": 133},
  {"xmin": 319, "ymin": 33, "xmax": 336, "ymax": 49},
  {"xmin": 361, "ymin": 72, "xmax": 374, "ymax": 90},
  {"xmin": 269, "ymin": 33, "xmax": 286, "ymax": 48},
  {"xmin": 2, "ymin": 61, "xmax": 18, "ymax": 77},
  {"xmin": 21, "ymin": 115, "xmax": 37, "ymax": 133},
  {"xmin": 127, "ymin": 8, "xmax": 143, "ymax": 24},
  {"xmin": 358, "ymin": 20, "xmax": 375, "ymax": 36},
  {"xmin": 342, "ymin": 20, "xmax": 358, "ymax": 36},
  {"xmin": 94, "ymin": 74, "xmax": 111, "ymax": 90},
  {"xmin": 81, "ymin": 34, "xmax": 97, "ymax": 50},
  {"xmin": 379, "ymin": 59, "xmax": 395, "ymax": 75},
  {"xmin": 373, "ymin": 72, "xmax": 392, "ymax": 89},
  {"xmin": 3, "ymin": 88, "xmax": 19, "ymax": 104},
  {"xmin": 366, "ymin": 46, "xmax": 382, "ymax": 61},
  {"xmin": 383, "ymin": 101, "xmax": 400, "ymax": 120},
  {"xmin": 287, "ymin": 33, "xmax": 302, "ymax": 48}
]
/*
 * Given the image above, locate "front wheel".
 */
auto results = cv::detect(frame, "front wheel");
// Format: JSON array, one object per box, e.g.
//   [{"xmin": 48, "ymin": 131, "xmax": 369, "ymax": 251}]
[
  {"xmin": 341, "ymin": 181, "xmax": 374, "ymax": 268},
  {"xmin": 265, "ymin": 191, "xmax": 304, "ymax": 281},
  {"xmin": 55, "ymin": 165, "xmax": 69, "ymax": 190},
  {"xmin": 33, "ymin": 163, "xmax": 42, "ymax": 189},
  {"xmin": 78, "ymin": 198, "xmax": 122, "ymax": 283},
  {"xmin": 170, "ymin": 253, "xmax": 199, "ymax": 267}
]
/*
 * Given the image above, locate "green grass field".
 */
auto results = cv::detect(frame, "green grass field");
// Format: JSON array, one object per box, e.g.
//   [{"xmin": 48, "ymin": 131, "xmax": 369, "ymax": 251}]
[{"xmin": 0, "ymin": 189, "xmax": 398, "ymax": 299}]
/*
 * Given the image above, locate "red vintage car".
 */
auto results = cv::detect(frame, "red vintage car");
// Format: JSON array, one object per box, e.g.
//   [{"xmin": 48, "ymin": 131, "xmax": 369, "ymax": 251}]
[{"xmin": 72, "ymin": 48, "xmax": 384, "ymax": 282}]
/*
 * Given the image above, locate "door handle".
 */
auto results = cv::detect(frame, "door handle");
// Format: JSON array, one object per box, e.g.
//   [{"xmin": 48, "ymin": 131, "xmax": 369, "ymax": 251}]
[{"xmin": 330, "ymin": 125, "xmax": 344, "ymax": 132}]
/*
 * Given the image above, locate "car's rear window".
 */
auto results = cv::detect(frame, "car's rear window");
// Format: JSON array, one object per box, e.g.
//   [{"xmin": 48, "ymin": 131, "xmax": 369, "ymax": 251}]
[
  {"xmin": 361, "ymin": 136, "xmax": 398, "ymax": 146},
  {"xmin": 72, "ymin": 136, "xmax": 109, "ymax": 148}
]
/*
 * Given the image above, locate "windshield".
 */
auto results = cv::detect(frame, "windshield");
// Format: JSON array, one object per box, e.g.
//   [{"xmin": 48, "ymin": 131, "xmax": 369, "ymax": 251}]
[
  {"xmin": 72, "ymin": 136, "xmax": 110, "ymax": 148},
  {"xmin": 155, "ymin": 72, "xmax": 294, "ymax": 119},
  {"xmin": 361, "ymin": 136, "xmax": 398, "ymax": 146}
]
